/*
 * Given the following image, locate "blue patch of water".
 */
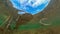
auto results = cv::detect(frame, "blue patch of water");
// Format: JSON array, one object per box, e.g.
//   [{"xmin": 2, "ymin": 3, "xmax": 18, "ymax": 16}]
[{"xmin": 10, "ymin": 0, "xmax": 50, "ymax": 15}]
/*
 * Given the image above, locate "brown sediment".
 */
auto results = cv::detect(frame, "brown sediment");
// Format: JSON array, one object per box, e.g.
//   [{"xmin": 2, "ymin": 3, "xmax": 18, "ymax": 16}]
[
  {"xmin": 15, "ymin": 13, "xmax": 33, "ymax": 29},
  {"xmin": 14, "ymin": 26, "xmax": 60, "ymax": 34}
]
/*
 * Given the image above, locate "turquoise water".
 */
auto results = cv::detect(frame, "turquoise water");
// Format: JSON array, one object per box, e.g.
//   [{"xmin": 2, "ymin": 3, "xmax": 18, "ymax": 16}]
[{"xmin": 10, "ymin": 0, "xmax": 50, "ymax": 15}]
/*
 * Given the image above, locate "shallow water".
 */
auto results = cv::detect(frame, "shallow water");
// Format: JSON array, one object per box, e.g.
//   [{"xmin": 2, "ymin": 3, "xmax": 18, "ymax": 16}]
[{"xmin": 0, "ymin": 0, "xmax": 60, "ymax": 34}]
